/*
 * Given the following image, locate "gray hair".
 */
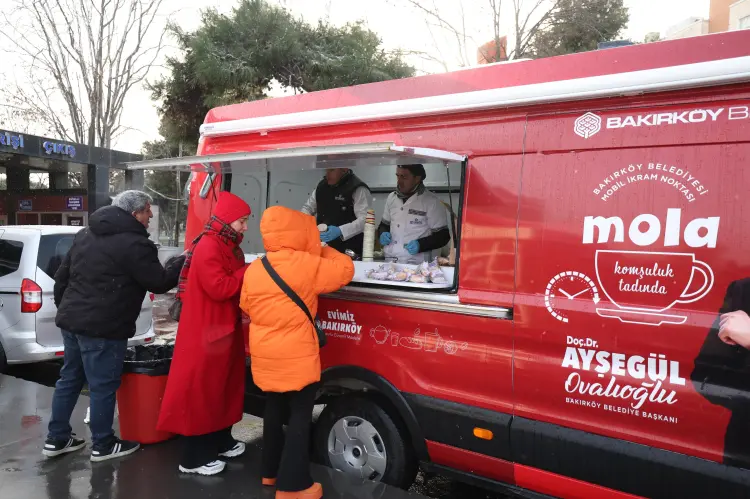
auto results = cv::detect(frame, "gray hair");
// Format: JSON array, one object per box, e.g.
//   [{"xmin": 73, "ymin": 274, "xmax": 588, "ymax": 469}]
[{"xmin": 112, "ymin": 190, "xmax": 153, "ymax": 214}]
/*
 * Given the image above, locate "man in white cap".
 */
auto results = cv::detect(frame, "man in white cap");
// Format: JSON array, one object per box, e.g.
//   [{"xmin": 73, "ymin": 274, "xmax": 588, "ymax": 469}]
[{"xmin": 378, "ymin": 164, "xmax": 450, "ymax": 263}]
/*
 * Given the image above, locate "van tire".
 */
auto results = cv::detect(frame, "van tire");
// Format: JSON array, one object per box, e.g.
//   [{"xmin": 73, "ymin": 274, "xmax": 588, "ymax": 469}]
[{"xmin": 313, "ymin": 395, "xmax": 418, "ymax": 489}]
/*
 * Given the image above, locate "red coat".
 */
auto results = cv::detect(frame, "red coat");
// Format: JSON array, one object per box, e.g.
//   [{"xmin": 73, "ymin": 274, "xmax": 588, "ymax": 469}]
[{"xmin": 157, "ymin": 234, "xmax": 248, "ymax": 436}]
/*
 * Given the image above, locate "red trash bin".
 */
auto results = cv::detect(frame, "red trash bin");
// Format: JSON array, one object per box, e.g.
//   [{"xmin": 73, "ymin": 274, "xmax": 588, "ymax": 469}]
[{"xmin": 116, "ymin": 351, "xmax": 175, "ymax": 445}]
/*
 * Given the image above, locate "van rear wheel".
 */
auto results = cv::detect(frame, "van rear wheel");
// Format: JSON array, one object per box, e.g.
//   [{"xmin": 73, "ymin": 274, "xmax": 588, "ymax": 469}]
[{"xmin": 313, "ymin": 395, "xmax": 417, "ymax": 489}]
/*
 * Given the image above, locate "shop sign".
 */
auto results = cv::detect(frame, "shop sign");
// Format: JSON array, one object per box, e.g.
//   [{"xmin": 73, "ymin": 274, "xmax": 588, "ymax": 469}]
[
  {"xmin": 66, "ymin": 196, "xmax": 83, "ymax": 211},
  {"xmin": 18, "ymin": 199, "xmax": 33, "ymax": 211},
  {"xmin": 43, "ymin": 141, "xmax": 76, "ymax": 159},
  {"xmin": 0, "ymin": 130, "xmax": 24, "ymax": 150}
]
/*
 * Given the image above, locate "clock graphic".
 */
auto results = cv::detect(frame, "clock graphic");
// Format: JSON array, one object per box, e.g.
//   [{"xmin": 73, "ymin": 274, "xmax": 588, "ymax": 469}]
[{"xmin": 545, "ymin": 271, "xmax": 601, "ymax": 323}]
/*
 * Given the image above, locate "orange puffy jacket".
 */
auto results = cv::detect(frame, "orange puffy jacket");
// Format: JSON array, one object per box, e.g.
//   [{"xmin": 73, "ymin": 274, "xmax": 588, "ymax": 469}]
[{"xmin": 240, "ymin": 206, "xmax": 355, "ymax": 393}]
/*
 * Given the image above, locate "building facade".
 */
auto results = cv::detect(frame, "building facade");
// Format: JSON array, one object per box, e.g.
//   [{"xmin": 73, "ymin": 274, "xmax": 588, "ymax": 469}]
[
  {"xmin": 666, "ymin": 0, "xmax": 750, "ymax": 40},
  {"xmin": 729, "ymin": 0, "xmax": 750, "ymax": 30},
  {"xmin": 0, "ymin": 130, "xmax": 143, "ymax": 226}
]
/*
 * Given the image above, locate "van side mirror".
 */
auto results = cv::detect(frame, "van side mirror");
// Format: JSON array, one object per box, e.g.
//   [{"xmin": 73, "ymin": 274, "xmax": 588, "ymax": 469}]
[{"xmin": 199, "ymin": 172, "xmax": 216, "ymax": 199}]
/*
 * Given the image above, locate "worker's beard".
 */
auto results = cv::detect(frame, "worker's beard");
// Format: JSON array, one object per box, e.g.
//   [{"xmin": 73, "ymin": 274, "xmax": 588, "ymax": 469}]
[{"xmin": 397, "ymin": 182, "xmax": 425, "ymax": 200}]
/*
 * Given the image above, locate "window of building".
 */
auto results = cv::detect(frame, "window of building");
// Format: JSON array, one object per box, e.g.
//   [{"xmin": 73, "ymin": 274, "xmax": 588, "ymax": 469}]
[
  {"xmin": 29, "ymin": 171, "xmax": 50, "ymax": 190},
  {"xmin": 0, "ymin": 166, "xmax": 6, "ymax": 190},
  {"xmin": 740, "ymin": 15, "xmax": 750, "ymax": 30}
]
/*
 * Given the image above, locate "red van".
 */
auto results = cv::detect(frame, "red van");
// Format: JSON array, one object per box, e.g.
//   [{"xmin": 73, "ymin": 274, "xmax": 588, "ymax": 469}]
[{"xmin": 128, "ymin": 31, "xmax": 750, "ymax": 498}]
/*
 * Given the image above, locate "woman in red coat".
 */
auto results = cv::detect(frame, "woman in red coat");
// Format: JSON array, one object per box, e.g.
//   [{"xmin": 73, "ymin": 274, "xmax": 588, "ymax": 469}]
[{"xmin": 157, "ymin": 191, "xmax": 251, "ymax": 476}]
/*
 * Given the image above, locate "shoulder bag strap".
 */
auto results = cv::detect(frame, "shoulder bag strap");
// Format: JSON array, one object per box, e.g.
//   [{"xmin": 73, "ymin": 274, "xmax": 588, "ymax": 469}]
[{"xmin": 261, "ymin": 257, "xmax": 316, "ymax": 326}]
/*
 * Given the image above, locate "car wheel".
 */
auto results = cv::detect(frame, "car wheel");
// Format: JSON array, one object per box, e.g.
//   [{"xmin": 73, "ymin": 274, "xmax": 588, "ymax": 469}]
[{"xmin": 313, "ymin": 395, "xmax": 418, "ymax": 489}]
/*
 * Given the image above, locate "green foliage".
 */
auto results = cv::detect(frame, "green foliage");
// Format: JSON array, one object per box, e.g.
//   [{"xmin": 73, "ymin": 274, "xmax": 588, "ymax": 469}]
[
  {"xmin": 532, "ymin": 0, "xmax": 630, "ymax": 58},
  {"xmin": 150, "ymin": 0, "xmax": 415, "ymax": 150},
  {"xmin": 644, "ymin": 32, "xmax": 662, "ymax": 44}
]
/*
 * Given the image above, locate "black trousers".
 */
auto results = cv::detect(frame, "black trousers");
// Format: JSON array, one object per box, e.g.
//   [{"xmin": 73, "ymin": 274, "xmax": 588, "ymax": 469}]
[
  {"xmin": 262, "ymin": 383, "xmax": 318, "ymax": 492},
  {"xmin": 181, "ymin": 426, "xmax": 236, "ymax": 469}
]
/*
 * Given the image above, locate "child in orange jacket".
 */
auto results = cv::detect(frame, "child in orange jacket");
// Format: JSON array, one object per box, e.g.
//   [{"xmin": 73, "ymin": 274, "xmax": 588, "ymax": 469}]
[{"xmin": 240, "ymin": 205, "xmax": 354, "ymax": 499}]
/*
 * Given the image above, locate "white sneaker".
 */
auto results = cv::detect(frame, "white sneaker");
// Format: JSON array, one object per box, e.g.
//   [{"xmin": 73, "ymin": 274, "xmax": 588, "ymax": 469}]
[
  {"xmin": 219, "ymin": 441, "xmax": 245, "ymax": 458},
  {"xmin": 178, "ymin": 460, "xmax": 226, "ymax": 476}
]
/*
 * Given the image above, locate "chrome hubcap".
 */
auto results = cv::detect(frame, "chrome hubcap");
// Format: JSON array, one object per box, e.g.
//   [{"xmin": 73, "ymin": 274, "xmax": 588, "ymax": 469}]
[{"xmin": 327, "ymin": 416, "xmax": 387, "ymax": 481}]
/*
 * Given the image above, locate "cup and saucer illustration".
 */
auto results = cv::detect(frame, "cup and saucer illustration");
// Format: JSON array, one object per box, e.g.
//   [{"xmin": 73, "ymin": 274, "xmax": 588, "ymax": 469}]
[{"xmin": 594, "ymin": 250, "xmax": 714, "ymax": 326}]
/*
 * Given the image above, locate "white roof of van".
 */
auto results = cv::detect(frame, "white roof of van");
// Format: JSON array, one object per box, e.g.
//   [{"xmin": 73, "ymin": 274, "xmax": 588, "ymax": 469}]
[{"xmin": 1, "ymin": 226, "xmax": 83, "ymax": 235}]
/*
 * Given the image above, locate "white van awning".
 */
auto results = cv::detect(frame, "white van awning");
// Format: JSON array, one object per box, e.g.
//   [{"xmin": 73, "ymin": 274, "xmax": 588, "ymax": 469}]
[{"xmin": 124, "ymin": 142, "xmax": 466, "ymax": 172}]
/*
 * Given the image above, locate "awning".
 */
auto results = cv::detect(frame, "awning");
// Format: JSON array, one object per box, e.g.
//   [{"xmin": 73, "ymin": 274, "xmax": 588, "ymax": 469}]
[{"xmin": 124, "ymin": 142, "xmax": 466, "ymax": 173}]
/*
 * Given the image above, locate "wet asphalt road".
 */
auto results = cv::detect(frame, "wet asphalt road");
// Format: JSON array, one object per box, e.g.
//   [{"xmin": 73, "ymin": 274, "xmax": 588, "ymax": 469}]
[{"xmin": 5, "ymin": 294, "xmax": 509, "ymax": 499}]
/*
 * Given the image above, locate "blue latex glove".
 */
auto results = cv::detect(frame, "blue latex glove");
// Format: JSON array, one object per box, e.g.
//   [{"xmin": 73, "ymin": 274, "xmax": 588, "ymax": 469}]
[
  {"xmin": 379, "ymin": 232, "xmax": 392, "ymax": 246},
  {"xmin": 405, "ymin": 240, "xmax": 420, "ymax": 255},
  {"xmin": 321, "ymin": 226, "xmax": 342, "ymax": 243}
]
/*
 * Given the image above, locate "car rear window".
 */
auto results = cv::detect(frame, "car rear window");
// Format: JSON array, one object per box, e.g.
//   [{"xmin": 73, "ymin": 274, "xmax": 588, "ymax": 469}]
[
  {"xmin": 37, "ymin": 234, "xmax": 76, "ymax": 279},
  {"xmin": 0, "ymin": 239, "xmax": 24, "ymax": 277}
]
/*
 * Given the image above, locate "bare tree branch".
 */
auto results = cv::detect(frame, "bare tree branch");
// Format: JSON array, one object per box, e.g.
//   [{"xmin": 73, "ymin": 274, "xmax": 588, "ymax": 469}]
[
  {"xmin": 0, "ymin": 0, "xmax": 168, "ymax": 148},
  {"xmin": 510, "ymin": 0, "xmax": 560, "ymax": 59},
  {"xmin": 397, "ymin": 0, "xmax": 558, "ymax": 67},
  {"xmin": 401, "ymin": 0, "xmax": 476, "ymax": 68}
]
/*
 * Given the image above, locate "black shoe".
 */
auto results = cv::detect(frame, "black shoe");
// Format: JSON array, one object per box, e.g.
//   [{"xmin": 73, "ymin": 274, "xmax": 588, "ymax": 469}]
[
  {"xmin": 90, "ymin": 438, "xmax": 140, "ymax": 462},
  {"xmin": 42, "ymin": 435, "xmax": 86, "ymax": 457}
]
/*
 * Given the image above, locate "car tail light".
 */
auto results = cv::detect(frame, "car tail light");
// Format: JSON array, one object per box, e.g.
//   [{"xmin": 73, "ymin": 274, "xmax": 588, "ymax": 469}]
[
  {"xmin": 21, "ymin": 279, "xmax": 43, "ymax": 313},
  {"xmin": 149, "ymin": 293, "xmax": 155, "ymax": 302}
]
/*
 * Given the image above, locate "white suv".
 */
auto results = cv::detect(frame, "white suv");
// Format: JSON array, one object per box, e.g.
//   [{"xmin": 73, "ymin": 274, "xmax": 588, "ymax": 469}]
[{"xmin": 0, "ymin": 226, "xmax": 156, "ymax": 372}]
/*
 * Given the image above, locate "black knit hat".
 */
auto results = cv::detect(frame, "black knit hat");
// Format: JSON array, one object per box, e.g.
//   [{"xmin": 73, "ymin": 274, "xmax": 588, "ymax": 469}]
[{"xmin": 399, "ymin": 164, "xmax": 427, "ymax": 180}]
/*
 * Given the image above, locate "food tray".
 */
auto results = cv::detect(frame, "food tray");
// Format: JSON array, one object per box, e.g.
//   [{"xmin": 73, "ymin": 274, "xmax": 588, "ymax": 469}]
[{"xmin": 352, "ymin": 261, "xmax": 454, "ymax": 289}]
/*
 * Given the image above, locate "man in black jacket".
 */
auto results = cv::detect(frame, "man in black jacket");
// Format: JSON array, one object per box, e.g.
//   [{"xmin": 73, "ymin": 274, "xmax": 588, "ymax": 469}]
[
  {"xmin": 301, "ymin": 168, "xmax": 371, "ymax": 255},
  {"xmin": 44, "ymin": 190, "xmax": 184, "ymax": 462}
]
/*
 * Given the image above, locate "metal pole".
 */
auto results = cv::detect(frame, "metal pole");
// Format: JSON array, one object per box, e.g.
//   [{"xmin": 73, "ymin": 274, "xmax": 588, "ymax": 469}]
[{"xmin": 173, "ymin": 142, "xmax": 183, "ymax": 246}]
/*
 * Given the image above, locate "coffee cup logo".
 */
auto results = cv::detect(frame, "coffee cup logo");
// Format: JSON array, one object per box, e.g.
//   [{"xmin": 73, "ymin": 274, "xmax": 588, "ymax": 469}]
[{"xmin": 594, "ymin": 250, "xmax": 714, "ymax": 326}]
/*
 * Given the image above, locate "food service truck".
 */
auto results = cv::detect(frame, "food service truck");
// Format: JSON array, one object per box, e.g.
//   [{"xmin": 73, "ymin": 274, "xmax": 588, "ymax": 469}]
[{"xmin": 127, "ymin": 30, "xmax": 750, "ymax": 499}]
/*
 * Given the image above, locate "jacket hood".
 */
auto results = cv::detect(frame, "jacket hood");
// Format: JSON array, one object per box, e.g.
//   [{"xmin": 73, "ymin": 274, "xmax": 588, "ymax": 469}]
[
  {"xmin": 89, "ymin": 205, "xmax": 148, "ymax": 236},
  {"xmin": 260, "ymin": 206, "xmax": 321, "ymax": 255}
]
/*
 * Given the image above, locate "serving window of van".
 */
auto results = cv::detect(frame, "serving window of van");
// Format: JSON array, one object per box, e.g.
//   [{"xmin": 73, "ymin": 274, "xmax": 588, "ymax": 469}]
[{"xmin": 125, "ymin": 143, "xmax": 466, "ymax": 295}]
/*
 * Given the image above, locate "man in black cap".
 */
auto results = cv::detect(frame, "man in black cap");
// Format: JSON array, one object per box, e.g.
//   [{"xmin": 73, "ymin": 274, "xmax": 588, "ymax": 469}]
[
  {"xmin": 301, "ymin": 168, "xmax": 371, "ymax": 254},
  {"xmin": 378, "ymin": 164, "xmax": 450, "ymax": 263}
]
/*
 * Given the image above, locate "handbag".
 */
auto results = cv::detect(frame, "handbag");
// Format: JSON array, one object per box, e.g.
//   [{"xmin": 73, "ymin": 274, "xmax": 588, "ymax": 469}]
[
  {"xmin": 166, "ymin": 254, "xmax": 188, "ymax": 321},
  {"xmin": 168, "ymin": 299, "xmax": 182, "ymax": 321},
  {"xmin": 261, "ymin": 257, "xmax": 327, "ymax": 348}
]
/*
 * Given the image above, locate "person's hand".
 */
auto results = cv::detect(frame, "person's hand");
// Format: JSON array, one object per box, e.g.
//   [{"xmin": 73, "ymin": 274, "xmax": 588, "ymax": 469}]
[
  {"xmin": 321, "ymin": 226, "xmax": 342, "ymax": 243},
  {"xmin": 405, "ymin": 240, "xmax": 420, "ymax": 255},
  {"xmin": 379, "ymin": 232, "xmax": 392, "ymax": 246},
  {"xmin": 719, "ymin": 310, "xmax": 750, "ymax": 350}
]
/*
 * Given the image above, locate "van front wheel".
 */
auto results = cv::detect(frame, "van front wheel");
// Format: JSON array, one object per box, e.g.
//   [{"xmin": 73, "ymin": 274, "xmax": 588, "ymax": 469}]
[{"xmin": 313, "ymin": 395, "xmax": 417, "ymax": 489}]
